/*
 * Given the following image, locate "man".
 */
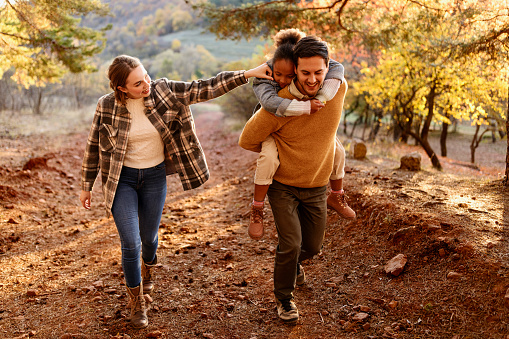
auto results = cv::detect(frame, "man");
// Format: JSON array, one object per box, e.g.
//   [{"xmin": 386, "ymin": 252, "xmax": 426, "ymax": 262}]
[{"xmin": 238, "ymin": 36, "xmax": 348, "ymax": 322}]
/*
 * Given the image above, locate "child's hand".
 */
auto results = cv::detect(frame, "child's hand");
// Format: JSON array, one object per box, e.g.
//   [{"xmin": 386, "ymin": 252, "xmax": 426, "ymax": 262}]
[{"xmin": 310, "ymin": 99, "xmax": 325, "ymax": 114}]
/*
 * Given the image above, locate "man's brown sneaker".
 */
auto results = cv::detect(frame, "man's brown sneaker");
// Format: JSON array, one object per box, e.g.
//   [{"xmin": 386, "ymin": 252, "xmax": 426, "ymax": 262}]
[
  {"xmin": 248, "ymin": 203, "xmax": 264, "ymax": 240},
  {"xmin": 327, "ymin": 191, "xmax": 356, "ymax": 219}
]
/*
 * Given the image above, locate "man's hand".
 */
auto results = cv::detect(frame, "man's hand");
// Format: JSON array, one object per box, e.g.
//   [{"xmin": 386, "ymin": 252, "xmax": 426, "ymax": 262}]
[{"xmin": 310, "ymin": 99, "xmax": 325, "ymax": 114}]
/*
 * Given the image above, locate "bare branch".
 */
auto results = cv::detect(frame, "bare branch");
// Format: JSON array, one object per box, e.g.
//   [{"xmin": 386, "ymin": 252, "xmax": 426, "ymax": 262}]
[
  {"xmin": 337, "ymin": 0, "xmax": 358, "ymax": 33},
  {"xmin": 0, "ymin": 31, "xmax": 31, "ymax": 42},
  {"xmin": 211, "ymin": 0, "xmax": 346, "ymax": 15},
  {"xmin": 406, "ymin": 0, "xmax": 444, "ymax": 12}
]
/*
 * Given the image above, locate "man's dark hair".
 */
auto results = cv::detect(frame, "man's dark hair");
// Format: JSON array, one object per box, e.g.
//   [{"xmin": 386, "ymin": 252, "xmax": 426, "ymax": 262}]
[{"xmin": 292, "ymin": 36, "xmax": 329, "ymax": 67}]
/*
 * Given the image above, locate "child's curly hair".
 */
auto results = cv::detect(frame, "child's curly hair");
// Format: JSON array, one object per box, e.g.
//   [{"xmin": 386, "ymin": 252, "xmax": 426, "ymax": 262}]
[
  {"xmin": 273, "ymin": 28, "xmax": 306, "ymax": 48},
  {"xmin": 272, "ymin": 29, "xmax": 306, "ymax": 64}
]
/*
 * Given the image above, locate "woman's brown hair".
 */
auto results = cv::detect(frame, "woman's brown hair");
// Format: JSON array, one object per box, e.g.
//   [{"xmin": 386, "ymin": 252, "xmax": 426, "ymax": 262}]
[{"xmin": 108, "ymin": 55, "xmax": 141, "ymax": 105}]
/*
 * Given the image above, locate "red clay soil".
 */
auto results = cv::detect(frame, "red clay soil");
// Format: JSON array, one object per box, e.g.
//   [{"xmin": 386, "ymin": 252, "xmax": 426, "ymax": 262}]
[{"xmin": 1, "ymin": 107, "xmax": 509, "ymax": 339}]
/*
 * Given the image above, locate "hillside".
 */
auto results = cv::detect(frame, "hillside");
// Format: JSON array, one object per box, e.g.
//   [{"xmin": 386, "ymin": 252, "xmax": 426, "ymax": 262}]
[
  {"xmin": 81, "ymin": 0, "xmax": 268, "ymax": 62},
  {"xmin": 0, "ymin": 104, "xmax": 508, "ymax": 338}
]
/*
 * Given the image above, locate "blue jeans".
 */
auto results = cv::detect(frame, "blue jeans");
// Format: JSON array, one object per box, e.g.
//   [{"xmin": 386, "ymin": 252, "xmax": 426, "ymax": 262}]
[{"xmin": 111, "ymin": 162, "xmax": 167, "ymax": 288}]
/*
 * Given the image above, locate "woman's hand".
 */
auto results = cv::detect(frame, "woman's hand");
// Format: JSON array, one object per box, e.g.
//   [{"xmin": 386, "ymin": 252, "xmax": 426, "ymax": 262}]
[
  {"xmin": 244, "ymin": 63, "xmax": 273, "ymax": 80},
  {"xmin": 80, "ymin": 190, "xmax": 91, "ymax": 210}
]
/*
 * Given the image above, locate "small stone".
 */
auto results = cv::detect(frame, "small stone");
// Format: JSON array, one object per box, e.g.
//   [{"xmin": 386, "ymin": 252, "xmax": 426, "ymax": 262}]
[
  {"xmin": 447, "ymin": 271, "xmax": 462, "ymax": 280},
  {"xmin": 400, "ymin": 152, "xmax": 421, "ymax": 171},
  {"xmin": 27, "ymin": 289, "xmax": 38, "ymax": 297},
  {"xmin": 330, "ymin": 276, "xmax": 344, "ymax": 283},
  {"xmin": 360, "ymin": 305, "xmax": 371, "ymax": 312},
  {"xmin": 384, "ymin": 254, "xmax": 407, "ymax": 276},
  {"xmin": 427, "ymin": 224, "xmax": 442, "ymax": 231},
  {"xmin": 146, "ymin": 330, "xmax": 163, "ymax": 338},
  {"xmin": 92, "ymin": 280, "xmax": 104, "ymax": 289},
  {"xmin": 352, "ymin": 312, "xmax": 369, "ymax": 322},
  {"xmin": 438, "ymin": 248, "xmax": 446, "ymax": 257},
  {"xmin": 343, "ymin": 321, "xmax": 356, "ymax": 332},
  {"xmin": 362, "ymin": 322, "xmax": 371, "ymax": 330},
  {"xmin": 348, "ymin": 139, "xmax": 367, "ymax": 159},
  {"xmin": 203, "ymin": 333, "xmax": 214, "ymax": 339},
  {"xmin": 388, "ymin": 300, "xmax": 398, "ymax": 309}
]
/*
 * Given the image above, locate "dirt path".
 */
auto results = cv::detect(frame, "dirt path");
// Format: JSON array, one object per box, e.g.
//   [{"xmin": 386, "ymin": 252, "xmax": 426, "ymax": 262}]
[{"xmin": 1, "ymin": 106, "xmax": 509, "ymax": 338}]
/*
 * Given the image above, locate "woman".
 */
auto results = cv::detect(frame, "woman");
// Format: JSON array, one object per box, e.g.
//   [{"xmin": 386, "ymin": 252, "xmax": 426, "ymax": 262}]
[{"xmin": 79, "ymin": 55, "xmax": 272, "ymax": 328}]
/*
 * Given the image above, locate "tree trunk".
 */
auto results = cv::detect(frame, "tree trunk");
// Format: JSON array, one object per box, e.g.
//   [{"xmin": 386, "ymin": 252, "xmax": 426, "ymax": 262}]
[
  {"xmin": 29, "ymin": 87, "xmax": 43, "ymax": 115},
  {"xmin": 440, "ymin": 115, "xmax": 449, "ymax": 157},
  {"xmin": 470, "ymin": 124, "xmax": 480, "ymax": 163},
  {"xmin": 369, "ymin": 112, "xmax": 382, "ymax": 141},
  {"xmin": 471, "ymin": 124, "xmax": 490, "ymax": 164},
  {"xmin": 401, "ymin": 113, "xmax": 413, "ymax": 144},
  {"xmin": 505, "ymin": 81, "xmax": 509, "ymax": 184},
  {"xmin": 361, "ymin": 113, "xmax": 368, "ymax": 140},
  {"xmin": 421, "ymin": 83, "xmax": 442, "ymax": 170},
  {"xmin": 414, "ymin": 117, "xmax": 421, "ymax": 146},
  {"xmin": 349, "ymin": 116, "xmax": 362, "ymax": 138},
  {"xmin": 393, "ymin": 116, "xmax": 402, "ymax": 142}
]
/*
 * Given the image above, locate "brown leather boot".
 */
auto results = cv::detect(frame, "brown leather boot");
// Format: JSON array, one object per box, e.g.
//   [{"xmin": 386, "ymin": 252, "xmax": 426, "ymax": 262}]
[
  {"xmin": 248, "ymin": 203, "xmax": 264, "ymax": 240},
  {"xmin": 327, "ymin": 191, "xmax": 356, "ymax": 219},
  {"xmin": 141, "ymin": 256, "xmax": 157, "ymax": 294},
  {"xmin": 126, "ymin": 285, "xmax": 148, "ymax": 329}
]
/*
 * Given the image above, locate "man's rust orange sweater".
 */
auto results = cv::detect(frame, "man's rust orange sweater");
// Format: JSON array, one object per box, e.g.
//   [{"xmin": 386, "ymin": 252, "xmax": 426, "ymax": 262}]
[{"xmin": 239, "ymin": 81, "xmax": 347, "ymax": 188}]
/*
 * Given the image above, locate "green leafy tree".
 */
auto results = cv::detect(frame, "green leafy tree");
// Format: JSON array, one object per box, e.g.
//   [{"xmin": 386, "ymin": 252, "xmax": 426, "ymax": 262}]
[{"xmin": 0, "ymin": 0, "xmax": 110, "ymax": 87}]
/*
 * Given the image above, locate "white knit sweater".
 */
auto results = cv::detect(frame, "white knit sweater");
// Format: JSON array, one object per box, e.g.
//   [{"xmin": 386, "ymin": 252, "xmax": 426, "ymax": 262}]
[{"xmin": 124, "ymin": 98, "xmax": 165, "ymax": 169}]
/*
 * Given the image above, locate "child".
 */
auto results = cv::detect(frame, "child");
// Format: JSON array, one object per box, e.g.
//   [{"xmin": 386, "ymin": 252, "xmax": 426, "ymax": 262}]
[{"xmin": 248, "ymin": 29, "xmax": 356, "ymax": 240}]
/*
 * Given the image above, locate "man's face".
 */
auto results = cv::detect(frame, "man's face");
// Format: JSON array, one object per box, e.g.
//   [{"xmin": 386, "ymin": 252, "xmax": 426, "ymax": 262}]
[{"xmin": 294, "ymin": 56, "xmax": 328, "ymax": 97}]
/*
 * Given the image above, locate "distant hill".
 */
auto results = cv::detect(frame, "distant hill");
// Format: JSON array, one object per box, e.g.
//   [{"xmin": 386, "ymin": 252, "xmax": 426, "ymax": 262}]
[
  {"xmin": 82, "ymin": 0, "xmax": 269, "ymax": 61},
  {"xmin": 159, "ymin": 29, "xmax": 269, "ymax": 61}
]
